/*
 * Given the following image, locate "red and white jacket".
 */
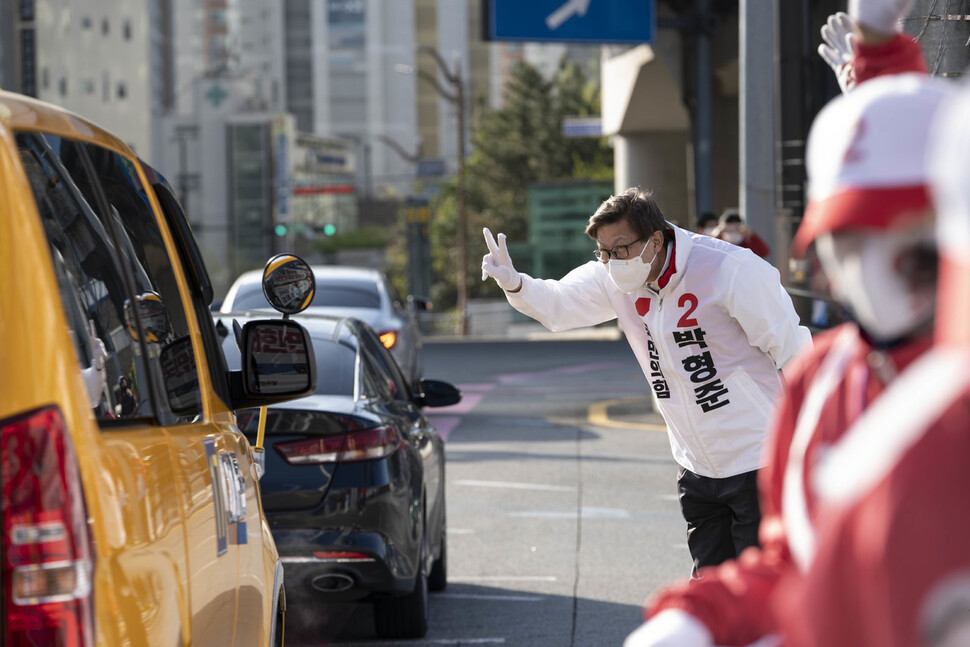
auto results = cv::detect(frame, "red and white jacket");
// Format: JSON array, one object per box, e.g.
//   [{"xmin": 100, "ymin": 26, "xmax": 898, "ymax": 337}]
[
  {"xmin": 505, "ymin": 224, "xmax": 811, "ymax": 479},
  {"xmin": 645, "ymin": 325, "xmax": 931, "ymax": 645},
  {"xmin": 777, "ymin": 347, "xmax": 970, "ymax": 647}
]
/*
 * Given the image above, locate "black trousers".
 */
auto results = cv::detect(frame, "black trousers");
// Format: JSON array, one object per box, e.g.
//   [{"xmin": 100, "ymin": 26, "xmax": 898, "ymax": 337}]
[{"xmin": 677, "ymin": 466, "xmax": 762, "ymax": 576}]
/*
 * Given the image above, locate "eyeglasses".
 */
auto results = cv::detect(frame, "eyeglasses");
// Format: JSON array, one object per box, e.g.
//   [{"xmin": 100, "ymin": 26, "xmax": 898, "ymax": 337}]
[{"xmin": 594, "ymin": 238, "xmax": 644, "ymax": 262}]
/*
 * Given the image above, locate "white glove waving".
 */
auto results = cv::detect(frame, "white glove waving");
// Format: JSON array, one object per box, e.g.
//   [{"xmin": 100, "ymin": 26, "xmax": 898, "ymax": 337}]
[
  {"xmin": 623, "ymin": 609, "xmax": 714, "ymax": 647},
  {"xmin": 818, "ymin": 12, "xmax": 857, "ymax": 95},
  {"xmin": 849, "ymin": 0, "xmax": 913, "ymax": 34},
  {"xmin": 481, "ymin": 227, "xmax": 522, "ymax": 292}
]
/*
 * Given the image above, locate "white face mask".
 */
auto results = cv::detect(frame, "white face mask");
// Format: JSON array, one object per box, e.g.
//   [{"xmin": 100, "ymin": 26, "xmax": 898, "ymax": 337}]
[
  {"xmin": 607, "ymin": 240, "xmax": 659, "ymax": 293},
  {"xmin": 723, "ymin": 231, "xmax": 745, "ymax": 245},
  {"xmin": 816, "ymin": 225, "xmax": 937, "ymax": 342}
]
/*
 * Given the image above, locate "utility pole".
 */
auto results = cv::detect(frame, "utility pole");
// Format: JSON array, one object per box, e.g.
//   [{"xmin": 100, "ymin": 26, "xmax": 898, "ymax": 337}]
[{"xmin": 415, "ymin": 45, "xmax": 468, "ymax": 336}]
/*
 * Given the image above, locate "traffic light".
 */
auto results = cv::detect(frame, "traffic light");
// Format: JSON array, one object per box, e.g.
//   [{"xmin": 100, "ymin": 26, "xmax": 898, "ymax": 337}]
[
  {"xmin": 323, "ymin": 224, "xmax": 336, "ymax": 236},
  {"xmin": 274, "ymin": 224, "xmax": 288, "ymax": 236}
]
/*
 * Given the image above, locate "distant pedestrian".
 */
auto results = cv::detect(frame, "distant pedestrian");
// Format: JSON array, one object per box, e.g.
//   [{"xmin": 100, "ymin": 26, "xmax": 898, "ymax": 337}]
[
  {"xmin": 711, "ymin": 209, "xmax": 770, "ymax": 258},
  {"xmin": 482, "ymin": 187, "xmax": 811, "ymax": 575},
  {"xmin": 696, "ymin": 212, "xmax": 718, "ymax": 236},
  {"xmin": 118, "ymin": 376, "xmax": 137, "ymax": 417}
]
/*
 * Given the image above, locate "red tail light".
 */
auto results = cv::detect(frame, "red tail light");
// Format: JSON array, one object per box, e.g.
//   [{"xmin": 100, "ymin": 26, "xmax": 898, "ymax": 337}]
[
  {"xmin": 274, "ymin": 426, "xmax": 400, "ymax": 464},
  {"xmin": 378, "ymin": 330, "xmax": 398, "ymax": 350},
  {"xmin": 2, "ymin": 407, "xmax": 94, "ymax": 647}
]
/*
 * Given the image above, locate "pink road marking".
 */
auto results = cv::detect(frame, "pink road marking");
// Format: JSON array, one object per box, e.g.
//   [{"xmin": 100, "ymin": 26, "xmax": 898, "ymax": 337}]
[
  {"xmin": 426, "ymin": 384, "xmax": 494, "ymax": 442},
  {"xmin": 427, "ymin": 415, "xmax": 462, "ymax": 442}
]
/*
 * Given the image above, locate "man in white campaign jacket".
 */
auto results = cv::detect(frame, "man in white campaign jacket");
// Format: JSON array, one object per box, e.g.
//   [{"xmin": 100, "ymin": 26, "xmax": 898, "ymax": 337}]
[{"xmin": 482, "ymin": 188, "xmax": 812, "ymax": 573}]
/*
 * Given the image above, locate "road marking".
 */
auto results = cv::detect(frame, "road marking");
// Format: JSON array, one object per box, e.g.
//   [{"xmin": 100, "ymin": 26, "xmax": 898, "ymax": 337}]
[
  {"xmin": 427, "ymin": 415, "xmax": 462, "ymax": 442},
  {"xmin": 447, "ymin": 528, "xmax": 475, "ymax": 535},
  {"xmin": 454, "ymin": 479, "xmax": 575, "ymax": 493},
  {"xmin": 438, "ymin": 593, "xmax": 544, "ymax": 602},
  {"xmin": 509, "ymin": 507, "xmax": 630, "ymax": 520},
  {"xmin": 588, "ymin": 398, "xmax": 668, "ymax": 432},
  {"xmin": 449, "ymin": 575, "xmax": 557, "ymax": 582}
]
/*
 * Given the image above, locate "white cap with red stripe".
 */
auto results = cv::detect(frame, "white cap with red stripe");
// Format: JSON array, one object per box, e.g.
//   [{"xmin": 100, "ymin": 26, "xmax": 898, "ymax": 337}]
[{"xmin": 793, "ymin": 73, "xmax": 952, "ymax": 257}]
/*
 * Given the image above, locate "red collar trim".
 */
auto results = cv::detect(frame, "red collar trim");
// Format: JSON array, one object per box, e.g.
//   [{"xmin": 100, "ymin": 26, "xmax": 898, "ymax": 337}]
[{"xmin": 656, "ymin": 237, "xmax": 677, "ymax": 289}]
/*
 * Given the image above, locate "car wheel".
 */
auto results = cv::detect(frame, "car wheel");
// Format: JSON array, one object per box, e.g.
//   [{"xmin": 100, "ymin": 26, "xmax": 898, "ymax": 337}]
[
  {"xmin": 272, "ymin": 596, "xmax": 285, "ymax": 647},
  {"xmin": 429, "ymin": 511, "xmax": 447, "ymax": 592},
  {"xmin": 373, "ymin": 553, "xmax": 429, "ymax": 639}
]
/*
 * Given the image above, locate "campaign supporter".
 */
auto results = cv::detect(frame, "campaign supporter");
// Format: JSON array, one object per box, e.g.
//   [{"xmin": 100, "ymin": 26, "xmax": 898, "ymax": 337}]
[
  {"xmin": 624, "ymin": 60, "xmax": 951, "ymax": 647},
  {"xmin": 711, "ymin": 209, "xmax": 770, "ymax": 259},
  {"xmin": 482, "ymin": 188, "xmax": 810, "ymax": 577},
  {"xmin": 778, "ymin": 68, "xmax": 970, "ymax": 647},
  {"xmin": 696, "ymin": 212, "xmax": 718, "ymax": 236}
]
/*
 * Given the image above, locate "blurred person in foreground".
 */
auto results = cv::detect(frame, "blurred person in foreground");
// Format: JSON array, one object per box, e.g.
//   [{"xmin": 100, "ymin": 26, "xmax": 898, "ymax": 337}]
[
  {"xmin": 711, "ymin": 209, "xmax": 770, "ymax": 258},
  {"xmin": 624, "ymin": 2, "xmax": 950, "ymax": 644},
  {"xmin": 777, "ymin": 27, "xmax": 970, "ymax": 647},
  {"xmin": 482, "ymin": 188, "xmax": 810, "ymax": 576}
]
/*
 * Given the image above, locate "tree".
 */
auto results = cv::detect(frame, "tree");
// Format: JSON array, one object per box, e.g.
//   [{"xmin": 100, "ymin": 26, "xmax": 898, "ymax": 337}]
[{"xmin": 415, "ymin": 58, "xmax": 612, "ymax": 312}]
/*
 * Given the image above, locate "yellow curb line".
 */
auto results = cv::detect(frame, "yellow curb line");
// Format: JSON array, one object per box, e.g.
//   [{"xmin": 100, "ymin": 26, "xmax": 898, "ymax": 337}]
[{"xmin": 587, "ymin": 398, "xmax": 668, "ymax": 432}]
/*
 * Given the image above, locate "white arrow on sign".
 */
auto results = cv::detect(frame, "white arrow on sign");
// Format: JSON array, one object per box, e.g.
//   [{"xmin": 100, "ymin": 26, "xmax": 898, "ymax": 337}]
[{"xmin": 545, "ymin": 0, "xmax": 593, "ymax": 30}]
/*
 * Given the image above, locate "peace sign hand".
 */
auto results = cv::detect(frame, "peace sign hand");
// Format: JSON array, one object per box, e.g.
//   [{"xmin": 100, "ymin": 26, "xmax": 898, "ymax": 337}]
[{"xmin": 482, "ymin": 228, "xmax": 522, "ymax": 292}]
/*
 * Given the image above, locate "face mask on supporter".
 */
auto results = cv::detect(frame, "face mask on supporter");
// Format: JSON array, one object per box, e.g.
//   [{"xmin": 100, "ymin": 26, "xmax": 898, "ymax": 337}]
[
  {"xmin": 816, "ymin": 221, "xmax": 937, "ymax": 342},
  {"xmin": 701, "ymin": 227, "xmax": 716, "ymax": 236},
  {"xmin": 723, "ymin": 231, "xmax": 745, "ymax": 245},
  {"xmin": 607, "ymin": 239, "xmax": 659, "ymax": 293}
]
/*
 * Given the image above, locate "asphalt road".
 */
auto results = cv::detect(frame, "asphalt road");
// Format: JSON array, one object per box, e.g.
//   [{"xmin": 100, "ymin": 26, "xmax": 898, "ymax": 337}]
[{"xmin": 286, "ymin": 338, "xmax": 692, "ymax": 646}]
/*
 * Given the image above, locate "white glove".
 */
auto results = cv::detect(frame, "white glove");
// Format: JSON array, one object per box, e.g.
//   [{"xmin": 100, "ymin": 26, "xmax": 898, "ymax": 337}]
[
  {"xmin": 849, "ymin": 0, "xmax": 913, "ymax": 34},
  {"xmin": 818, "ymin": 12, "xmax": 857, "ymax": 95},
  {"xmin": 624, "ymin": 609, "xmax": 714, "ymax": 647},
  {"xmin": 481, "ymin": 227, "xmax": 522, "ymax": 292}
]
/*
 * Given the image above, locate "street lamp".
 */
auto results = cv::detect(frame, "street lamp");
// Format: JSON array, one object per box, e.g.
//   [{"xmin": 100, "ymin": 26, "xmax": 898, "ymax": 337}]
[{"xmin": 408, "ymin": 46, "xmax": 468, "ymax": 336}]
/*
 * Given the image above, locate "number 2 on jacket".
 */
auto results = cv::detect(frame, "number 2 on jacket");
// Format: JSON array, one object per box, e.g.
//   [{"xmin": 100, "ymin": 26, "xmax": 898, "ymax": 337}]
[{"xmin": 677, "ymin": 293, "xmax": 699, "ymax": 327}]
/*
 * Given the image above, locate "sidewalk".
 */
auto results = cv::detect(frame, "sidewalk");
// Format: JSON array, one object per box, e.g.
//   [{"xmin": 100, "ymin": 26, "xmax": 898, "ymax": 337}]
[{"xmin": 424, "ymin": 320, "xmax": 624, "ymax": 343}]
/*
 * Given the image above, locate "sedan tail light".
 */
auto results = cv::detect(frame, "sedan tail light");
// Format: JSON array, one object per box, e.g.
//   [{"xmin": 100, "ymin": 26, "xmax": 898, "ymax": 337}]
[
  {"xmin": 378, "ymin": 330, "xmax": 398, "ymax": 350},
  {"xmin": 2, "ymin": 407, "xmax": 95, "ymax": 647},
  {"xmin": 274, "ymin": 426, "xmax": 400, "ymax": 465}
]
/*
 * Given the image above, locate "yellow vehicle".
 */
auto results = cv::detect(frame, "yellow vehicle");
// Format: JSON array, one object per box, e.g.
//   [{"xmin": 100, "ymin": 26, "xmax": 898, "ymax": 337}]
[{"xmin": 0, "ymin": 90, "xmax": 317, "ymax": 645}]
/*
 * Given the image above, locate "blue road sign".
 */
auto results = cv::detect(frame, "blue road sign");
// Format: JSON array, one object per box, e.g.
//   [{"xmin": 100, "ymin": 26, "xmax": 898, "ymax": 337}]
[{"xmin": 486, "ymin": 0, "xmax": 653, "ymax": 44}]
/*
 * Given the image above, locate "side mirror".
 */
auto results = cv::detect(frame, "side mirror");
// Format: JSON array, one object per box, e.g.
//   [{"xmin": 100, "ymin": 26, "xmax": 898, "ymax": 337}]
[
  {"xmin": 125, "ymin": 291, "xmax": 173, "ymax": 344},
  {"xmin": 414, "ymin": 378, "xmax": 461, "ymax": 408},
  {"xmin": 262, "ymin": 254, "xmax": 315, "ymax": 314},
  {"xmin": 407, "ymin": 295, "xmax": 433, "ymax": 312},
  {"xmin": 228, "ymin": 319, "xmax": 316, "ymax": 409}
]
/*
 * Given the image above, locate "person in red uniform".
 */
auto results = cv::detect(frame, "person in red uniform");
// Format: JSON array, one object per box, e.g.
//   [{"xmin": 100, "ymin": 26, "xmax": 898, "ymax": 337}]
[
  {"xmin": 777, "ymin": 41, "xmax": 970, "ymax": 647},
  {"xmin": 624, "ymin": 3, "xmax": 949, "ymax": 644},
  {"xmin": 711, "ymin": 210, "xmax": 770, "ymax": 259}
]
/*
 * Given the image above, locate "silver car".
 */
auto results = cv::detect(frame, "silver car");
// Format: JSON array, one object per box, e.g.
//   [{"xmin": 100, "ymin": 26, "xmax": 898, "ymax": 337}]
[{"xmin": 220, "ymin": 265, "xmax": 430, "ymax": 385}]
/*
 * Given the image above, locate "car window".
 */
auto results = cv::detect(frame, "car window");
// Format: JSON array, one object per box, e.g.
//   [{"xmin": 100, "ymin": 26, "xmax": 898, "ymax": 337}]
[
  {"xmin": 357, "ymin": 324, "xmax": 410, "ymax": 402},
  {"xmin": 230, "ymin": 277, "xmax": 382, "ymax": 310},
  {"xmin": 17, "ymin": 132, "xmax": 202, "ymax": 424},
  {"xmin": 384, "ymin": 277, "xmax": 405, "ymax": 309}
]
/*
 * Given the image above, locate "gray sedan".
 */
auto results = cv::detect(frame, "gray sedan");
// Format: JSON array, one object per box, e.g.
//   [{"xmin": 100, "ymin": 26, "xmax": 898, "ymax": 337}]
[{"xmin": 220, "ymin": 265, "xmax": 430, "ymax": 385}]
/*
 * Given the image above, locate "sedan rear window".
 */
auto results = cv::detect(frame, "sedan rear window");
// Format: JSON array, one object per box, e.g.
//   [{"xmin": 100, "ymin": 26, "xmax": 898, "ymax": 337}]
[
  {"xmin": 230, "ymin": 279, "xmax": 381, "ymax": 310},
  {"xmin": 220, "ymin": 332, "xmax": 356, "ymax": 396}
]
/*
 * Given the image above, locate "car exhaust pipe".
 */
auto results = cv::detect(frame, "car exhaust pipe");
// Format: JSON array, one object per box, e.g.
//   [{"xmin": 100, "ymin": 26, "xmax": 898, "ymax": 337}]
[{"xmin": 311, "ymin": 573, "xmax": 355, "ymax": 593}]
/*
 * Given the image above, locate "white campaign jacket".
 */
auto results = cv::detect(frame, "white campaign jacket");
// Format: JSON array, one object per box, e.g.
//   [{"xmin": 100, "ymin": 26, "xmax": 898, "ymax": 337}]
[{"xmin": 506, "ymin": 224, "xmax": 812, "ymax": 478}]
